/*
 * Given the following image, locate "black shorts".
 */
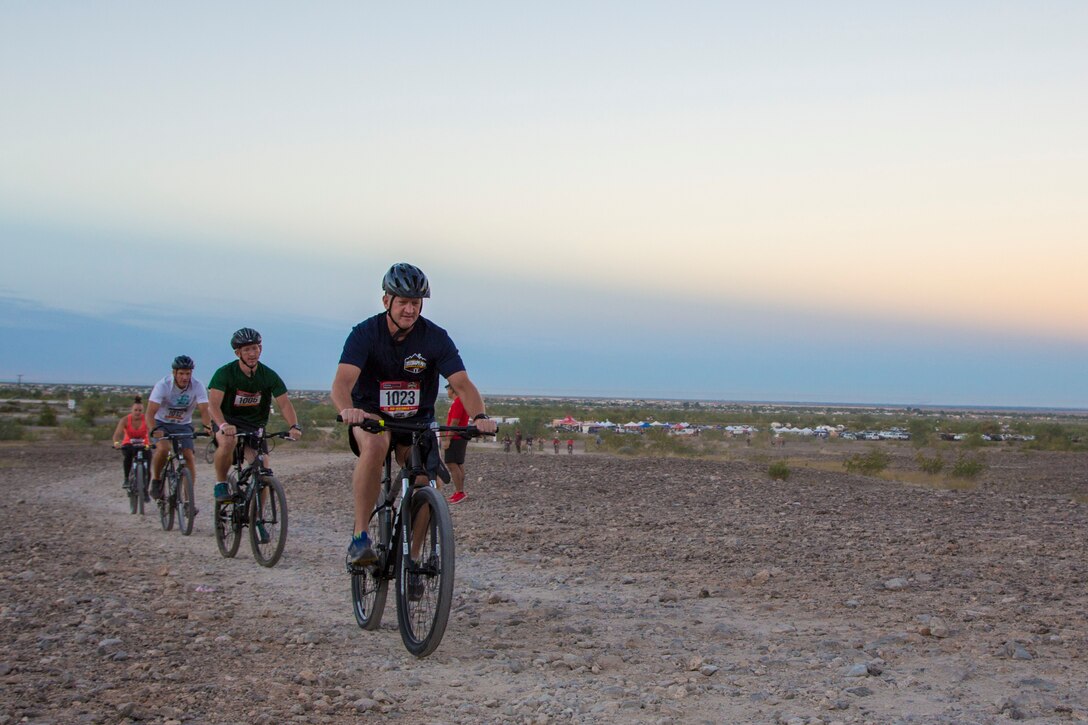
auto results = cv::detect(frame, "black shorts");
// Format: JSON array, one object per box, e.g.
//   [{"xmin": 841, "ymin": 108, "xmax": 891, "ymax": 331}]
[
  {"xmin": 348, "ymin": 424, "xmax": 450, "ymax": 484},
  {"xmin": 444, "ymin": 438, "xmax": 468, "ymax": 465},
  {"xmin": 217, "ymin": 420, "xmax": 269, "ymax": 454}
]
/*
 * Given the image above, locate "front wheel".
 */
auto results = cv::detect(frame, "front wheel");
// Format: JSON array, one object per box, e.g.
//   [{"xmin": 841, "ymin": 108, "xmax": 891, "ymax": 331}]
[
  {"xmin": 249, "ymin": 475, "xmax": 288, "ymax": 567},
  {"xmin": 176, "ymin": 466, "xmax": 195, "ymax": 536},
  {"xmin": 158, "ymin": 473, "xmax": 175, "ymax": 531},
  {"xmin": 396, "ymin": 485, "xmax": 455, "ymax": 657},
  {"xmin": 127, "ymin": 468, "xmax": 139, "ymax": 515},
  {"xmin": 351, "ymin": 503, "xmax": 391, "ymax": 630}
]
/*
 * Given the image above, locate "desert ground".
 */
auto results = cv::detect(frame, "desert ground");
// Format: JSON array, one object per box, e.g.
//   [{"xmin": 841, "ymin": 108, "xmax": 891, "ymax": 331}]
[{"xmin": 1, "ymin": 439, "xmax": 1086, "ymax": 724}]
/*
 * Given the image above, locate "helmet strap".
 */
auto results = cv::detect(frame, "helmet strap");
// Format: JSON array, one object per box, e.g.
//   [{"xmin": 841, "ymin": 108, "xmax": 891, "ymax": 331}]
[{"xmin": 385, "ymin": 295, "xmax": 422, "ymax": 341}]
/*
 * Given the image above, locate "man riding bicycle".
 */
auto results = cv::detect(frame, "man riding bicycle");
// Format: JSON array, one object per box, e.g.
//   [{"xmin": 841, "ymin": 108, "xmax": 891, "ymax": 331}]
[
  {"xmin": 146, "ymin": 355, "xmax": 212, "ymax": 502},
  {"xmin": 208, "ymin": 328, "xmax": 302, "ymax": 538},
  {"xmin": 331, "ymin": 263, "xmax": 497, "ymax": 565}
]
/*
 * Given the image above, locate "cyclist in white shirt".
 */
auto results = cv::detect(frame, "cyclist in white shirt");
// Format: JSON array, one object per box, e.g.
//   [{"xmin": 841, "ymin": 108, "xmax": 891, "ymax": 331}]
[{"xmin": 146, "ymin": 355, "xmax": 211, "ymax": 502}]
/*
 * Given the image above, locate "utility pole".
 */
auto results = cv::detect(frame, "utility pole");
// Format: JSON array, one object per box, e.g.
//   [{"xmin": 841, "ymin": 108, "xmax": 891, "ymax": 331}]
[{"xmin": 17, "ymin": 374, "xmax": 23, "ymax": 386}]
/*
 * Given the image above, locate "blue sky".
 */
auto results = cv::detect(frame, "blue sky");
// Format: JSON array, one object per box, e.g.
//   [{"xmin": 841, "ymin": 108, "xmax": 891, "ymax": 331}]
[{"xmin": 1, "ymin": 2, "xmax": 1085, "ymax": 407}]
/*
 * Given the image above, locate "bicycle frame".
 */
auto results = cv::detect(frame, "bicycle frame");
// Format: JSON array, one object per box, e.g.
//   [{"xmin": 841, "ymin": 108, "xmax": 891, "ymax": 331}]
[
  {"xmin": 229, "ymin": 432, "xmax": 276, "ymax": 508},
  {"xmin": 343, "ymin": 415, "xmax": 494, "ymax": 656}
]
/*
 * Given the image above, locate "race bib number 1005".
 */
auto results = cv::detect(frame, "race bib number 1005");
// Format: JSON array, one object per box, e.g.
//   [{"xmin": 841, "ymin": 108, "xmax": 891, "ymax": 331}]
[{"xmin": 379, "ymin": 381, "xmax": 420, "ymax": 418}]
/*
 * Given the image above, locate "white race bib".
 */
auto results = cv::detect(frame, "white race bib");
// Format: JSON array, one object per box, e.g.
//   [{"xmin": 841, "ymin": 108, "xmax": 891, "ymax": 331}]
[
  {"xmin": 234, "ymin": 390, "xmax": 261, "ymax": 407},
  {"xmin": 379, "ymin": 381, "xmax": 420, "ymax": 418}
]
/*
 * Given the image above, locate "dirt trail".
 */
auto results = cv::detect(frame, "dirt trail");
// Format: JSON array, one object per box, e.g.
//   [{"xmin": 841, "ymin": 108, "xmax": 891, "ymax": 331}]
[{"xmin": 1, "ymin": 441, "xmax": 1087, "ymax": 724}]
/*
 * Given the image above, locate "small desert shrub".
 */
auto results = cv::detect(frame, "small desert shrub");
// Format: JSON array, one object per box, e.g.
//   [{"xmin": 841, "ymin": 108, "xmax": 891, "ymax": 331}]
[
  {"xmin": 844, "ymin": 448, "xmax": 890, "ymax": 476},
  {"xmin": 37, "ymin": 405, "xmax": 58, "ymax": 427},
  {"xmin": 0, "ymin": 419, "xmax": 25, "ymax": 440},
  {"xmin": 915, "ymin": 451, "xmax": 945, "ymax": 475},
  {"xmin": 58, "ymin": 419, "xmax": 96, "ymax": 440},
  {"xmin": 951, "ymin": 456, "xmax": 986, "ymax": 479},
  {"xmin": 768, "ymin": 461, "xmax": 791, "ymax": 480},
  {"xmin": 962, "ymin": 433, "xmax": 985, "ymax": 449}
]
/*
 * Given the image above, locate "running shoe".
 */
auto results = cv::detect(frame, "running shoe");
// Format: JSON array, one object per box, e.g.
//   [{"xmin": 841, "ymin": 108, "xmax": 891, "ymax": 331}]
[
  {"xmin": 255, "ymin": 522, "xmax": 270, "ymax": 544},
  {"xmin": 150, "ymin": 479, "xmax": 163, "ymax": 500},
  {"xmin": 213, "ymin": 482, "xmax": 231, "ymax": 502},
  {"xmin": 347, "ymin": 532, "xmax": 377, "ymax": 565},
  {"xmin": 449, "ymin": 491, "xmax": 467, "ymax": 504}
]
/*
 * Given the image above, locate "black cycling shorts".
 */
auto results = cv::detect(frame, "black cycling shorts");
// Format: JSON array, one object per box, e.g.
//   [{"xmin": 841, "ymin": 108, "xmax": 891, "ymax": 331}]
[
  {"xmin": 349, "ymin": 424, "xmax": 450, "ymax": 484},
  {"xmin": 216, "ymin": 420, "xmax": 269, "ymax": 454},
  {"xmin": 444, "ymin": 438, "xmax": 468, "ymax": 465}
]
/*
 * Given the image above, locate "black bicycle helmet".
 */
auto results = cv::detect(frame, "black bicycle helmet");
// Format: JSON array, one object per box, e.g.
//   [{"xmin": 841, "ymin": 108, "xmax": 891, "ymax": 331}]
[
  {"xmin": 172, "ymin": 355, "xmax": 195, "ymax": 370},
  {"xmin": 230, "ymin": 327, "xmax": 262, "ymax": 350},
  {"xmin": 382, "ymin": 262, "xmax": 430, "ymax": 298}
]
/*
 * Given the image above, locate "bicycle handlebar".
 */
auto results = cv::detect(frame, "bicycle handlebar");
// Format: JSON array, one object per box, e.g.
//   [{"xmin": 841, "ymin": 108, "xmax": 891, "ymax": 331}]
[
  {"xmin": 150, "ymin": 431, "xmax": 211, "ymax": 444},
  {"xmin": 335, "ymin": 415, "xmax": 495, "ymax": 438},
  {"xmin": 231, "ymin": 429, "xmax": 295, "ymax": 441}
]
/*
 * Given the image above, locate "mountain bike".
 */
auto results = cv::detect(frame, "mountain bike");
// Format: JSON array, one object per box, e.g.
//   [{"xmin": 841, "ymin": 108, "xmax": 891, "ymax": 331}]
[
  {"xmin": 121, "ymin": 440, "xmax": 151, "ymax": 515},
  {"xmin": 152, "ymin": 430, "xmax": 210, "ymax": 536},
  {"xmin": 213, "ymin": 429, "xmax": 292, "ymax": 567},
  {"xmin": 340, "ymin": 416, "xmax": 492, "ymax": 657},
  {"xmin": 202, "ymin": 437, "xmax": 217, "ymax": 464}
]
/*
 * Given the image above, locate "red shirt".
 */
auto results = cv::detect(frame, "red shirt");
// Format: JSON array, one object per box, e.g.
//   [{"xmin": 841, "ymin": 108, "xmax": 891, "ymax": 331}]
[
  {"xmin": 446, "ymin": 396, "xmax": 467, "ymax": 439},
  {"xmin": 123, "ymin": 414, "xmax": 149, "ymax": 445}
]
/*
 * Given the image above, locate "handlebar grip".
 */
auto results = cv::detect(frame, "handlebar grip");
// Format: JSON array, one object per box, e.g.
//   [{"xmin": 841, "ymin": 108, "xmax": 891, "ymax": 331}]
[{"xmin": 335, "ymin": 415, "xmax": 385, "ymax": 433}]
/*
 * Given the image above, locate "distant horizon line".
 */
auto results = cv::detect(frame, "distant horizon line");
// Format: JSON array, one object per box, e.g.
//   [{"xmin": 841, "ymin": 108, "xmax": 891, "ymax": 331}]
[{"xmin": 2, "ymin": 379, "xmax": 1085, "ymax": 415}]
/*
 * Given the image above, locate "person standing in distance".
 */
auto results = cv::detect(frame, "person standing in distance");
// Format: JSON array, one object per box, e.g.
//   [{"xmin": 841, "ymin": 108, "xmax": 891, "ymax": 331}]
[
  {"xmin": 441, "ymin": 381, "xmax": 470, "ymax": 504},
  {"xmin": 146, "ymin": 355, "xmax": 211, "ymax": 501},
  {"xmin": 332, "ymin": 263, "xmax": 497, "ymax": 565},
  {"xmin": 207, "ymin": 328, "xmax": 302, "ymax": 533}
]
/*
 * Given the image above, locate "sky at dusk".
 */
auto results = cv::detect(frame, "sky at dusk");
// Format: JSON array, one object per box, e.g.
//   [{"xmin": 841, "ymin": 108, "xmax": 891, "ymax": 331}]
[{"xmin": 1, "ymin": 2, "xmax": 1085, "ymax": 408}]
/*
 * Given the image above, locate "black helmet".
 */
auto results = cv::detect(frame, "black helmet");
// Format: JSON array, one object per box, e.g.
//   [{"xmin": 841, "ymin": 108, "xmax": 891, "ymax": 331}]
[
  {"xmin": 230, "ymin": 327, "xmax": 262, "ymax": 350},
  {"xmin": 172, "ymin": 355, "xmax": 195, "ymax": 370},
  {"xmin": 382, "ymin": 263, "xmax": 430, "ymax": 298}
]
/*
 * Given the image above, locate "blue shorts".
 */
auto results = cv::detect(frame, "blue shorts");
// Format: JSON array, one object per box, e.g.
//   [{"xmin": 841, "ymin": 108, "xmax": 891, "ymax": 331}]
[{"xmin": 151, "ymin": 421, "xmax": 196, "ymax": 451}]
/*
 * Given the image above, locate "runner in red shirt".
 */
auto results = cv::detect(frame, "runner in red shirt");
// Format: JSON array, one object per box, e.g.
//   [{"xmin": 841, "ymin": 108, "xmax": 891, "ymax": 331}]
[{"xmin": 442, "ymin": 382, "xmax": 470, "ymax": 504}]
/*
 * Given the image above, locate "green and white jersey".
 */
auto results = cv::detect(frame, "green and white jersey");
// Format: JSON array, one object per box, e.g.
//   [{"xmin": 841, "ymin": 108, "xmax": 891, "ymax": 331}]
[{"xmin": 208, "ymin": 361, "xmax": 287, "ymax": 428}]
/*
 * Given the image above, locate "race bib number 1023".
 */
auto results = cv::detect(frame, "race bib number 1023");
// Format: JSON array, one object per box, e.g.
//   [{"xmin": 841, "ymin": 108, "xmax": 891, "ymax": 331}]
[{"xmin": 379, "ymin": 381, "xmax": 420, "ymax": 418}]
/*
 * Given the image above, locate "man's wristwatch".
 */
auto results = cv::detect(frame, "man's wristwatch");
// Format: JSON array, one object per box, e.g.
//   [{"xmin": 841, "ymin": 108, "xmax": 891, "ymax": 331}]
[
  {"xmin": 290, "ymin": 424, "xmax": 303, "ymax": 433},
  {"xmin": 472, "ymin": 414, "xmax": 489, "ymax": 422}
]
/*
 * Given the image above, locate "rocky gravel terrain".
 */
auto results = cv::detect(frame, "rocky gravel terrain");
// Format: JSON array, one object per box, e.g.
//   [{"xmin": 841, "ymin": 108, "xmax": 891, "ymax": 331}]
[{"xmin": 1, "ymin": 440, "xmax": 1087, "ymax": 724}]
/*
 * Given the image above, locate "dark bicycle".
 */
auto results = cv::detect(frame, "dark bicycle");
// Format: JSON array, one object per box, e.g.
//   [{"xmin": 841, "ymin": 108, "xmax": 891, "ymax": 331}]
[
  {"xmin": 152, "ymin": 429, "xmax": 210, "ymax": 536},
  {"xmin": 121, "ymin": 439, "xmax": 151, "ymax": 515},
  {"xmin": 213, "ymin": 429, "xmax": 292, "ymax": 567},
  {"xmin": 202, "ymin": 436, "xmax": 217, "ymax": 465},
  {"xmin": 339, "ymin": 416, "xmax": 492, "ymax": 657}
]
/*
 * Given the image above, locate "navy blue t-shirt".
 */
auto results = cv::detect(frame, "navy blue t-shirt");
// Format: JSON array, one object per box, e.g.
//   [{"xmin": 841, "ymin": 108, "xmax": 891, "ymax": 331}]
[{"xmin": 339, "ymin": 313, "xmax": 465, "ymax": 422}]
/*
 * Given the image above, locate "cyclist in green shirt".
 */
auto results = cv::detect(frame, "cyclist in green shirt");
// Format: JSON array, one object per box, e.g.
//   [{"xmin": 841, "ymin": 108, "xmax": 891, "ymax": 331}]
[{"xmin": 208, "ymin": 328, "xmax": 302, "ymax": 514}]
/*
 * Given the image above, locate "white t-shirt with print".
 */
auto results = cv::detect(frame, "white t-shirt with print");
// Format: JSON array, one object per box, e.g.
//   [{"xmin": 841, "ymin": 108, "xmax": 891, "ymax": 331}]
[{"xmin": 150, "ymin": 375, "xmax": 209, "ymax": 425}]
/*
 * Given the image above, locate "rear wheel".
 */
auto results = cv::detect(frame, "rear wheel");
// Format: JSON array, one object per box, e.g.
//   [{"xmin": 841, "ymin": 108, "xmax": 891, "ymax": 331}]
[
  {"xmin": 158, "ymin": 470, "xmax": 175, "ymax": 531},
  {"xmin": 176, "ymin": 466, "xmax": 195, "ymax": 536},
  {"xmin": 351, "ymin": 502, "xmax": 391, "ymax": 630},
  {"xmin": 396, "ymin": 485, "xmax": 455, "ymax": 657},
  {"xmin": 214, "ymin": 473, "xmax": 242, "ymax": 558},
  {"xmin": 249, "ymin": 475, "xmax": 288, "ymax": 567}
]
